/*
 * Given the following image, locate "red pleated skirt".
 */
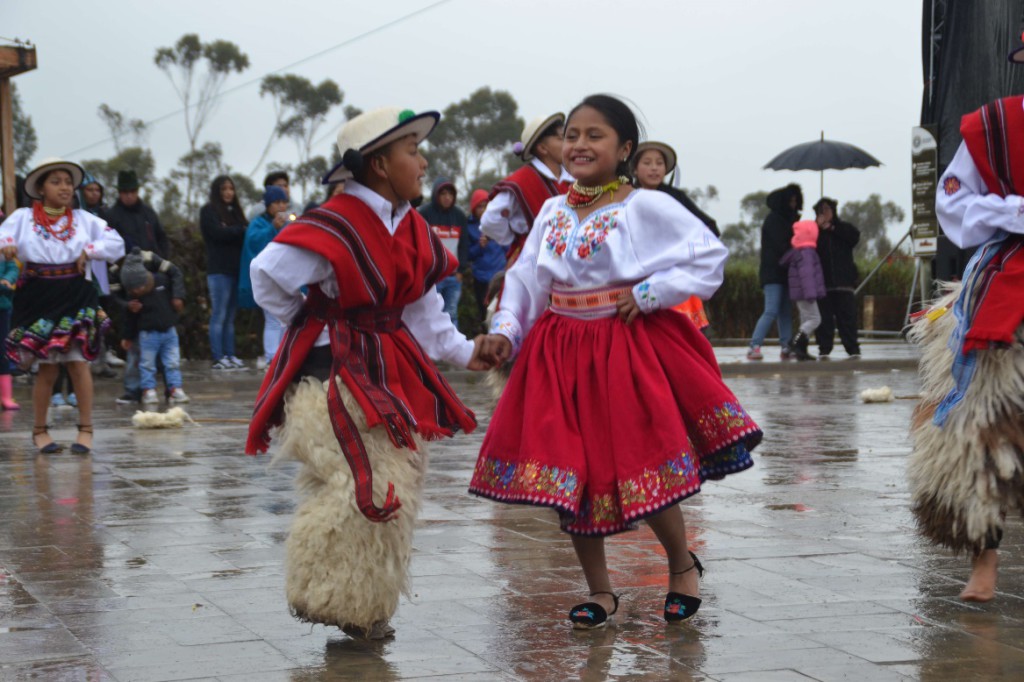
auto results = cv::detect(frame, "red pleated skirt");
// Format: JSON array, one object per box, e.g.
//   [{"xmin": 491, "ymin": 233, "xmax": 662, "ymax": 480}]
[{"xmin": 470, "ymin": 308, "xmax": 760, "ymax": 536}]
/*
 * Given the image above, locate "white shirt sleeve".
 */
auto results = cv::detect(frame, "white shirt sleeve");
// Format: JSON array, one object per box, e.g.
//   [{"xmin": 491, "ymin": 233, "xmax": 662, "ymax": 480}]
[
  {"xmin": 480, "ymin": 190, "xmax": 530, "ymax": 246},
  {"xmin": 252, "ymin": 242, "xmax": 475, "ymax": 365},
  {"xmin": 937, "ymin": 141, "xmax": 1024, "ymax": 249},
  {"xmin": 250, "ymin": 242, "xmax": 334, "ymax": 326},
  {"xmin": 402, "ymin": 289, "xmax": 475, "ymax": 367},
  {"xmin": 628, "ymin": 192, "xmax": 728, "ymax": 313},
  {"xmin": 82, "ymin": 213, "xmax": 125, "ymax": 262},
  {"xmin": 488, "ymin": 208, "xmax": 551, "ymax": 355}
]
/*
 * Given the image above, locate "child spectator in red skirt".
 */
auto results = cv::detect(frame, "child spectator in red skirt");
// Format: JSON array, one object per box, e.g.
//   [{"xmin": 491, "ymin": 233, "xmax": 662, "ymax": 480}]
[{"xmin": 471, "ymin": 95, "xmax": 762, "ymax": 629}]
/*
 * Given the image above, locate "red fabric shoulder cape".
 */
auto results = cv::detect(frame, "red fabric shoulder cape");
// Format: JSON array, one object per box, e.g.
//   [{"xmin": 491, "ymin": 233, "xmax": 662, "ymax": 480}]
[
  {"xmin": 961, "ymin": 95, "xmax": 1024, "ymax": 197},
  {"xmin": 246, "ymin": 194, "xmax": 476, "ymax": 457}
]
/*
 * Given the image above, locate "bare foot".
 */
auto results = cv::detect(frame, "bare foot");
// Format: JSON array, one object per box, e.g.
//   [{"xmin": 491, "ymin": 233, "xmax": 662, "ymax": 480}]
[{"xmin": 960, "ymin": 549, "xmax": 998, "ymax": 602}]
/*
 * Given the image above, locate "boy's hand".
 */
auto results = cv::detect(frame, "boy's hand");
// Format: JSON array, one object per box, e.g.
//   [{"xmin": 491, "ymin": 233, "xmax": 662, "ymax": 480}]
[
  {"xmin": 172, "ymin": 298, "xmax": 184, "ymax": 312},
  {"xmin": 121, "ymin": 340, "xmax": 132, "ymax": 351},
  {"xmin": 127, "ymin": 300, "xmax": 142, "ymax": 313}
]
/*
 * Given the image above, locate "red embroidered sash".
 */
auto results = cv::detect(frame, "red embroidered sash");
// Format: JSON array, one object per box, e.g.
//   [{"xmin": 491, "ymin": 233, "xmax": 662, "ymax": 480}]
[{"xmin": 245, "ymin": 195, "xmax": 477, "ymax": 522}]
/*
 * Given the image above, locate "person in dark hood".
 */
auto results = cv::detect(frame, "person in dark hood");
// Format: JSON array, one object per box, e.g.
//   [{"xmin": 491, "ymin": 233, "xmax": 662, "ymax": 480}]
[
  {"xmin": 105, "ymin": 170, "xmax": 169, "ymax": 258},
  {"xmin": 418, "ymin": 177, "xmax": 468, "ymax": 325},
  {"xmin": 77, "ymin": 170, "xmax": 121, "ymax": 378},
  {"xmin": 813, "ymin": 197, "xmax": 861, "ymax": 359},
  {"xmin": 748, "ymin": 183, "xmax": 802, "ymax": 360}
]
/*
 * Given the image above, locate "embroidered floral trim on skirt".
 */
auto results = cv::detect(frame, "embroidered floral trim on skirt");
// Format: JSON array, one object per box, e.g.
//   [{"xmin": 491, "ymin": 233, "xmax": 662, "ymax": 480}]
[
  {"xmin": 6, "ymin": 269, "xmax": 109, "ymax": 367},
  {"xmin": 470, "ymin": 308, "xmax": 760, "ymax": 536}
]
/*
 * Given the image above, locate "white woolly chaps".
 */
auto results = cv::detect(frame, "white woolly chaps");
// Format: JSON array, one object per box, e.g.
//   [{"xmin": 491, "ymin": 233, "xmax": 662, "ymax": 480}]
[
  {"xmin": 274, "ymin": 377, "xmax": 427, "ymax": 630},
  {"xmin": 907, "ymin": 283, "xmax": 1024, "ymax": 555}
]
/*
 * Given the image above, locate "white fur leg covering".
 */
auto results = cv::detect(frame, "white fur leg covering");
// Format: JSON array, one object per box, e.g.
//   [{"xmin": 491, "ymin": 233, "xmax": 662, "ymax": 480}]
[
  {"xmin": 275, "ymin": 377, "xmax": 426, "ymax": 629},
  {"xmin": 907, "ymin": 284, "xmax": 1024, "ymax": 555}
]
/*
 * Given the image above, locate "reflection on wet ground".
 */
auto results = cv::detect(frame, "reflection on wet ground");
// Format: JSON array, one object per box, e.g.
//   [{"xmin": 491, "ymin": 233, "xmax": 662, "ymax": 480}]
[{"xmin": 1, "ymin": 354, "xmax": 1022, "ymax": 681}]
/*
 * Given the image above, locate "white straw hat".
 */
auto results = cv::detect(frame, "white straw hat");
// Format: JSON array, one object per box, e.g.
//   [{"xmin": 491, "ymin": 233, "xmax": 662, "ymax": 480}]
[
  {"xmin": 633, "ymin": 141, "xmax": 677, "ymax": 175},
  {"xmin": 518, "ymin": 113, "xmax": 565, "ymax": 162},
  {"xmin": 24, "ymin": 157, "xmax": 85, "ymax": 199},
  {"xmin": 323, "ymin": 107, "xmax": 440, "ymax": 184}
]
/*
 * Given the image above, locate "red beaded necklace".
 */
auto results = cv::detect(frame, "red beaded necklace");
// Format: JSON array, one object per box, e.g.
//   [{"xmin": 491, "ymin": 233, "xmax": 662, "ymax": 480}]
[{"xmin": 32, "ymin": 201, "xmax": 75, "ymax": 242}]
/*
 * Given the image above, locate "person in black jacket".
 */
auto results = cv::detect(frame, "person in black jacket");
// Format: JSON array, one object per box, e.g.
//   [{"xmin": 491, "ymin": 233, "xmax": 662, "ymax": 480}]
[
  {"xmin": 748, "ymin": 183, "xmax": 802, "ymax": 360},
  {"xmin": 105, "ymin": 170, "xmax": 169, "ymax": 257},
  {"xmin": 200, "ymin": 175, "xmax": 248, "ymax": 370},
  {"xmin": 813, "ymin": 198, "xmax": 861, "ymax": 359}
]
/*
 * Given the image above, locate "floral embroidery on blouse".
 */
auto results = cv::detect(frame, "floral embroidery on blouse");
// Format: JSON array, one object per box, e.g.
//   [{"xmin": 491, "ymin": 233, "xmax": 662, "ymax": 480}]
[
  {"xmin": 32, "ymin": 217, "xmax": 76, "ymax": 242},
  {"xmin": 490, "ymin": 319, "xmax": 521, "ymax": 348},
  {"xmin": 636, "ymin": 282, "xmax": 656, "ymax": 307},
  {"xmin": 544, "ymin": 209, "xmax": 572, "ymax": 256},
  {"xmin": 576, "ymin": 210, "xmax": 619, "ymax": 260}
]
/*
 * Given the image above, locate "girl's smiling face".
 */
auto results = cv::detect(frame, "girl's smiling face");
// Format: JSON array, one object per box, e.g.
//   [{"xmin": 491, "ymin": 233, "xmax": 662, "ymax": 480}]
[
  {"xmin": 634, "ymin": 149, "xmax": 667, "ymax": 189},
  {"xmin": 40, "ymin": 170, "xmax": 76, "ymax": 208},
  {"xmin": 562, "ymin": 105, "xmax": 632, "ymax": 185}
]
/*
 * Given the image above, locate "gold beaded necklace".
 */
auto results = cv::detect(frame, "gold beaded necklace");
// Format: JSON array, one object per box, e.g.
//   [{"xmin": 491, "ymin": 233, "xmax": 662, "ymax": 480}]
[{"xmin": 566, "ymin": 175, "xmax": 631, "ymax": 209}]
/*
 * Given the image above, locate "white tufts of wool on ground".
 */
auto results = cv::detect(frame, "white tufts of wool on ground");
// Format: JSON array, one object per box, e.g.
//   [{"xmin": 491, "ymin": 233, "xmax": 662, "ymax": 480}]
[
  {"xmin": 131, "ymin": 407, "xmax": 195, "ymax": 429},
  {"xmin": 859, "ymin": 386, "xmax": 894, "ymax": 403}
]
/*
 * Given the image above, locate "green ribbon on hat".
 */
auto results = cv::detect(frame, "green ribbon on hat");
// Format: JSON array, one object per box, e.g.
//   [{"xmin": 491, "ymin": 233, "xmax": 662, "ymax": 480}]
[{"xmin": 398, "ymin": 109, "xmax": 415, "ymax": 123}]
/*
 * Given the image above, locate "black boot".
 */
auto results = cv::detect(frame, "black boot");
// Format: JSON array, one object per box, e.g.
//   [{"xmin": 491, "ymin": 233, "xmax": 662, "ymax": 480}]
[{"xmin": 792, "ymin": 331, "xmax": 814, "ymax": 361}]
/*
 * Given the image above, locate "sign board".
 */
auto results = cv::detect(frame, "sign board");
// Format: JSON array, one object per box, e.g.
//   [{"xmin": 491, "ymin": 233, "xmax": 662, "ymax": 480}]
[{"xmin": 911, "ymin": 126, "xmax": 939, "ymax": 256}]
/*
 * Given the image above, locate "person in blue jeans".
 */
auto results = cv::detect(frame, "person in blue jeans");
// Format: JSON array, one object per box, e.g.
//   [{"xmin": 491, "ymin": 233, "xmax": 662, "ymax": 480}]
[
  {"xmin": 118, "ymin": 248, "xmax": 189, "ymax": 404},
  {"xmin": 200, "ymin": 176, "xmax": 248, "ymax": 370},
  {"xmin": 419, "ymin": 177, "xmax": 468, "ymax": 326},
  {"xmin": 748, "ymin": 184, "xmax": 801, "ymax": 361}
]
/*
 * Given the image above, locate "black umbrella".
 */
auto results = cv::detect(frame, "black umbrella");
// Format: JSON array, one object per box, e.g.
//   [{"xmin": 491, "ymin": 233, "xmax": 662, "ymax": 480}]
[{"xmin": 764, "ymin": 132, "xmax": 882, "ymax": 196}]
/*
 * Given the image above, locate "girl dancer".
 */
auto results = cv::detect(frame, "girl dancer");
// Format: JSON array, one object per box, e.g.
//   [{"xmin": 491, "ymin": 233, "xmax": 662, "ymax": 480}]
[{"xmin": 471, "ymin": 95, "xmax": 761, "ymax": 628}]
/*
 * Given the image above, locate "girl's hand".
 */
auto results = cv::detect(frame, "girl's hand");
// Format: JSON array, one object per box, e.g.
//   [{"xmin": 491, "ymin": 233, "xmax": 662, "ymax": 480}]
[
  {"xmin": 480, "ymin": 334, "xmax": 512, "ymax": 367},
  {"xmin": 1, "ymin": 245, "xmax": 17, "ymax": 261},
  {"xmin": 76, "ymin": 250, "xmax": 89, "ymax": 275},
  {"xmin": 0, "ymin": 279, "xmax": 12, "ymax": 290},
  {"xmin": 616, "ymin": 291, "xmax": 642, "ymax": 325}
]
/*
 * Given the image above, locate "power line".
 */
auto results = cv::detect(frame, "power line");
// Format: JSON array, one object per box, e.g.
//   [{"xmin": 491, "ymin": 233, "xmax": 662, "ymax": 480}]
[{"xmin": 62, "ymin": 0, "xmax": 454, "ymax": 158}]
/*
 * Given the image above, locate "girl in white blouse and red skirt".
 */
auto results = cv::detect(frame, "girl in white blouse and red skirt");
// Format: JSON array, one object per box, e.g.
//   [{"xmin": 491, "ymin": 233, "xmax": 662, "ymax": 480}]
[{"xmin": 471, "ymin": 95, "xmax": 762, "ymax": 629}]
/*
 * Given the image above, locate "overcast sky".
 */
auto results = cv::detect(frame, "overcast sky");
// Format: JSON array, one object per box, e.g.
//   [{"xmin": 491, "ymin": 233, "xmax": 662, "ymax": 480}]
[{"xmin": 6, "ymin": 0, "xmax": 921, "ymax": 234}]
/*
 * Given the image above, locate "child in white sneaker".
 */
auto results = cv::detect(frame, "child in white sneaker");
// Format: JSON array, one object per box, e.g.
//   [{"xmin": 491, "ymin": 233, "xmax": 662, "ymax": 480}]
[{"xmin": 118, "ymin": 248, "xmax": 190, "ymax": 404}]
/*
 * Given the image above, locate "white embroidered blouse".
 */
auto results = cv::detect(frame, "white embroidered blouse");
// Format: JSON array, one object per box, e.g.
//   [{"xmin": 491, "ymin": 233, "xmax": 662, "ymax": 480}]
[
  {"xmin": 0, "ymin": 207, "xmax": 125, "ymax": 265},
  {"xmin": 490, "ymin": 189, "xmax": 728, "ymax": 354},
  {"xmin": 936, "ymin": 139, "xmax": 1024, "ymax": 249}
]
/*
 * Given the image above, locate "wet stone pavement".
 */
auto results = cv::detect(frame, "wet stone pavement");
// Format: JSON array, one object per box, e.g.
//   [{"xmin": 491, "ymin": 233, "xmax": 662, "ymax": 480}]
[{"xmin": 1, "ymin": 343, "xmax": 1023, "ymax": 681}]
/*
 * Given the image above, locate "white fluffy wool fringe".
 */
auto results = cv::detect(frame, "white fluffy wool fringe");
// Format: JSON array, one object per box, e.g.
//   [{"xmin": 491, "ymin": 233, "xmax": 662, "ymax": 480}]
[
  {"xmin": 132, "ymin": 407, "xmax": 195, "ymax": 428},
  {"xmin": 275, "ymin": 377, "xmax": 426, "ymax": 631},
  {"xmin": 907, "ymin": 283, "xmax": 1024, "ymax": 554},
  {"xmin": 860, "ymin": 386, "xmax": 894, "ymax": 403}
]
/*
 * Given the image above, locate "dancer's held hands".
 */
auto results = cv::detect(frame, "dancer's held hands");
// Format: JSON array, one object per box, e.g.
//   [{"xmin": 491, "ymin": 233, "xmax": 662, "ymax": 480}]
[
  {"xmin": 467, "ymin": 335, "xmax": 492, "ymax": 371},
  {"xmin": 476, "ymin": 333, "xmax": 512, "ymax": 368},
  {"xmin": 616, "ymin": 291, "xmax": 641, "ymax": 325}
]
